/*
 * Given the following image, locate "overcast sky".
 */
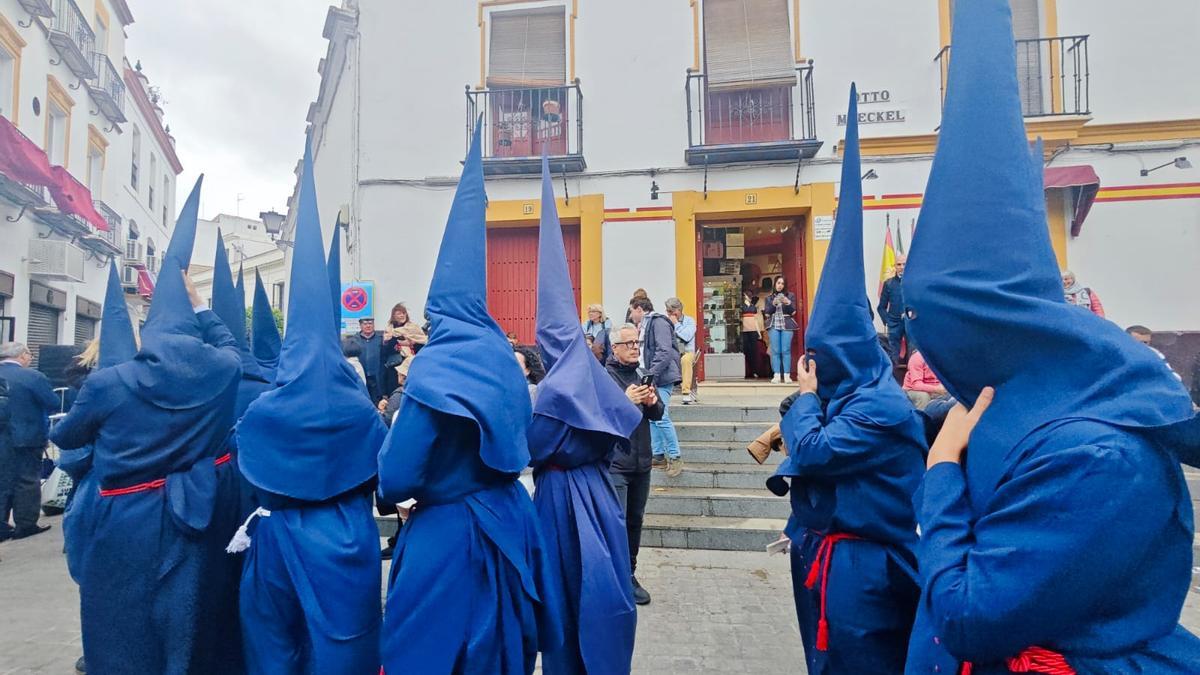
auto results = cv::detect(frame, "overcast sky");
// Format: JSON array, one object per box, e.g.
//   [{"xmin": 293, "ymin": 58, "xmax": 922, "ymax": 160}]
[{"xmin": 126, "ymin": 1, "xmax": 332, "ymax": 221}]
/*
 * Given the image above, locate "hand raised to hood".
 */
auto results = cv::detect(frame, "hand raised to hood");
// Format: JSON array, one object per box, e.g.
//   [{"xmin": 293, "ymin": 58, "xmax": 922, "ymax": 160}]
[{"xmin": 927, "ymin": 387, "xmax": 995, "ymax": 469}]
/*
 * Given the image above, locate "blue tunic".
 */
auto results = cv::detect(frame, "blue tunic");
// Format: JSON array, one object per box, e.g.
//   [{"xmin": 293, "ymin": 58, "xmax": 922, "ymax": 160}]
[
  {"xmin": 907, "ymin": 420, "xmax": 1200, "ymax": 674},
  {"xmin": 50, "ymin": 309, "xmax": 241, "ymax": 675},
  {"xmin": 529, "ymin": 417, "xmax": 636, "ymax": 674},
  {"xmin": 770, "ymin": 393, "xmax": 925, "ymax": 674},
  {"xmin": 379, "ymin": 401, "xmax": 564, "ymax": 675}
]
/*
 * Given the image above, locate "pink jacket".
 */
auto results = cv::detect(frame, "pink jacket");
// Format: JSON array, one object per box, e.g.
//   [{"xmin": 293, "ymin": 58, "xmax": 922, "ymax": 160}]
[{"xmin": 903, "ymin": 352, "xmax": 945, "ymax": 393}]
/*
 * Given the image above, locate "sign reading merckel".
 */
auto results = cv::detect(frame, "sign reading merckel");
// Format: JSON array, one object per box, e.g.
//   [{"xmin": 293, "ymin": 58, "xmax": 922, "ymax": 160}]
[{"xmin": 836, "ymin": 89, "xmax": 906, "ymax": 126}]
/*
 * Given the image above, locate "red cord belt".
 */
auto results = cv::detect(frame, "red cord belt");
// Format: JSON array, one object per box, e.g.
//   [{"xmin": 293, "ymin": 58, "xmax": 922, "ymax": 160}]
[
  {"xmin": 98, "ymin": 453, "xmax": 232, "ymax": 497},
  {"xmin": 804, "ymin": 532, "xmax": 1074, "ymax": 674},
  {"xmin": 961, "ymin": 647, "xmax": 1075, "ymax": 674}
]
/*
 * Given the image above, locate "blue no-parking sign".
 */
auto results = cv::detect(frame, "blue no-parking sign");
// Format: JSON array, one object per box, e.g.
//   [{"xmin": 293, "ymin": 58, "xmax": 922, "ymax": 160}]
[{"xmin": 340, "ymin": 281, "xmax": 374, "ymax": 334}]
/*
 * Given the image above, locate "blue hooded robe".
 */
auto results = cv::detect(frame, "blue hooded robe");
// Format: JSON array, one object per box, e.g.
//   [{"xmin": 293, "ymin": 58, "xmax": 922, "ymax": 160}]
[
  {"xmin": 234, "ymin": 138, "xmax": 388, "ymax": 675},
  {"xmin": 50, "ymin": 176, "xmax": 246, "ymax": 675},
  {"xmin": 902, "ymin": 2, "xmax": 1200, "ymax": 673},
  {"xmin": 377, "ymin": 121, "xmax": 564, "ymax": 675},
  {"xmin": 530, "ymin": 155, "xmax": 642, "ymax": 675},
  {"xmin": 250, "ymin": 270, "xmax": 282, "ymax": 382},
  {"xmin": 211, "ymin": 239, "xmax": 271, "ymax": 420},
  {"xmin": 765, "ymin": 86, "xmax": 927, "ymax": 674}
]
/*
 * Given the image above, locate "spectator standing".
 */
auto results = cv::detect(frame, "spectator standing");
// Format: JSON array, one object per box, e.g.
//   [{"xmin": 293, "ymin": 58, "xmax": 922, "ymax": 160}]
[
  {"xmin": 341, "ymin": 337, "xmax": 368, "ymax": 384},
  {"xmin": 349, "ymin": 317, "xmax": 385, "ymax": 402},
  {"xmin": 877, "ymin": 256, "xmax": 907, "ymax": 364},
  {"xmin": 764, "ymin": 276, "xmax": 800, "ymax": 383},
  {"xmin": 741, "ymin": 291, "xmax": 766, "ymax": 379},
  {"xmin": 582, "ymin": 304, "xmax": 613, "ymax": 363},
  {"xmin": 1062, "ymin": 269, "xmax": 1105, "ymax": 317},
  {"xmin": 1126, "ymin": 325, "xmax": 1182, "ymax": 381},
  {"xmin": 606, "ymin": 324, "xmax": 664, "ymax": 605},
  {"xmin": 382, "ymin": 302, "xmax": 427, "ymax": 394},
  {"xmin": 902, "ymin": 349, "xmax": 949, "ymax": 409},
  {"xmin": 624, "ymin": 288, "xmax": 649, "ymax": 323},
  {"xmin": 0, "ymin": 342, "xmax": 58, "ymax": 541},
  {"xmin": 628, "ymin": 297, "xmax": 684, "ymax": 476},
  {"xmin": 665, "ymin": 297, "xmax": 699, "ymax": 404}
]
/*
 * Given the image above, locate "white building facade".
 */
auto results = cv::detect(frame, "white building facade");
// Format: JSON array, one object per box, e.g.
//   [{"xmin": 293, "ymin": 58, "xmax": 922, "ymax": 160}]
[
  {"xmin": 0, "ymin": 0, "xmax": 181, "ymax": 364},
  {"xmin": 300, "ymin": 0, "xmax": 1200, "ymax": 380}
]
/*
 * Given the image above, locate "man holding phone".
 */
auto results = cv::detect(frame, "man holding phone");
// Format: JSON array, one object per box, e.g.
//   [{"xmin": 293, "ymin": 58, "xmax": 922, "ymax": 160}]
[{"xmin": 606, "ymin": 324, "xmax": 664, "ymax": 605}]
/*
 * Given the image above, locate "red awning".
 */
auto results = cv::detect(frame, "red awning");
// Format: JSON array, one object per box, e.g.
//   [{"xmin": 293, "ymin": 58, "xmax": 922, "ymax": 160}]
[
  {"xmin": 0, "ymin": 115, "xmax": 55, "ymax": 187},
  {"xmin": 137, "ymin": 269, "xmax": 155, "ymax": 298},
  {"xmin": 48, "ymin": 166, "xmax": 109, "ymax": 232},
  {"xmin": 1044, "ymin": 165, "xmax": 1100, "ymax": 236}
]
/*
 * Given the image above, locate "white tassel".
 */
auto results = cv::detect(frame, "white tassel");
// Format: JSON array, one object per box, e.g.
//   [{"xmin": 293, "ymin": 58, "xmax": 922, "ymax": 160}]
[{"xmin": 225, "ymin": 507, "xmax": 272, "ymax": 554}]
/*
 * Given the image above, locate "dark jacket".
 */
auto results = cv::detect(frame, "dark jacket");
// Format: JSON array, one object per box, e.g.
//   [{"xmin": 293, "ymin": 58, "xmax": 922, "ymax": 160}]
[
  {"xmin": 877, "ymin": 275, "xmax": 905, "ymax": 324},
  {"xmin": 0, "ymin": 361, "xmax": 58, "ymax": 448},
  {"xmin": 349, "ymin": 331, "xmax": 385, "ymax": 383},
  {"xmin": 640, "ymin": 313, "xmax": 682, "ymax": 387},
  {"xmin": 606, "ymin": 358, "xmax": 664, "ymax": 474},
  {"xmin": 763, "ymin": 292, "xmax": 800, "ymax": 330}
]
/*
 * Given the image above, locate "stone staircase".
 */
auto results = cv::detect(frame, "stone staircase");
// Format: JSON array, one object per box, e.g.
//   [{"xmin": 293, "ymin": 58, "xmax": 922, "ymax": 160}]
[{"xmin": 641, "ymin": 401, "xmax": 789, "ymax": 552}]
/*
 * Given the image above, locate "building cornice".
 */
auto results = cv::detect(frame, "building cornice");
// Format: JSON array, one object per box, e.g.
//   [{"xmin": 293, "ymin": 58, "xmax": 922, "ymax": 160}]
[
  {"xmin": 111, "ymin": 0, "xmax": 135, "ymax": 26},
  {"xmin": 123, "ymin": 66, "xmax": 182, "ymax": 174}
]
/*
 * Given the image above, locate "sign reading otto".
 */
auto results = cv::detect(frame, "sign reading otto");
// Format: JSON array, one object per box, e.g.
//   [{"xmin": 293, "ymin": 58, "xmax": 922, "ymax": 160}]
[{"xmin": 836, "ymin": 89, "xmax": 906, "ymax": 126}]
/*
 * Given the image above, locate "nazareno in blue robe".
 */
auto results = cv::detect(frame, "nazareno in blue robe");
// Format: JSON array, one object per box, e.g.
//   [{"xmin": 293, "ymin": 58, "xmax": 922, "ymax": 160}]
[
  {"xmin": 378, "ymin": 120, "xmax": 564, "ymax": 675},
  {"xmin": 50, "ymin": 190, "xmax": 245, "ymax": 674},
  {"xmin": 234, "ymin": 138, "xmax": 387, "ymax": 675},
  {"xmin": 902, "ymin": 2, "xmax": 1200, "ymax": 673},
  {"xmin": 529, "ymin": 155, "xmax": 642, "ymax": 675},
  {"xmin": 765, "ymin": 86, "xmax": 927, "ymax": 675}
]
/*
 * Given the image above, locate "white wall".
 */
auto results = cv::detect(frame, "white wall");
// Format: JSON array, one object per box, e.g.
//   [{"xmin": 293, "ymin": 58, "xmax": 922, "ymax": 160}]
[{"xmin": 601, "ymin": 219, "xmax": 677, "ymax": 316}]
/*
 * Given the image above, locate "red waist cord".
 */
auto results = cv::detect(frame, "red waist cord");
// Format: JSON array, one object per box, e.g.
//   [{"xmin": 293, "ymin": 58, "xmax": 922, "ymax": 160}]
[
  {"xmin": 99, "ymin": 453, "xmax": 233, "ymax": 497},
  {"xmin": 960, "ymin": 646, "xmax": 1075, "ymax": 674},
  {"xmin": 802, "ymin": 532, "xmax": 861, "ymax": 651}
]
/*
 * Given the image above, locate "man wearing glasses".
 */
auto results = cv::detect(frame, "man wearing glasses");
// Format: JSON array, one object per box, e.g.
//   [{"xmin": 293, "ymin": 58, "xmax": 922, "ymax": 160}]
[{"xmin": 606, "ymin": 324, "xmax": 664, "ymax": 605}]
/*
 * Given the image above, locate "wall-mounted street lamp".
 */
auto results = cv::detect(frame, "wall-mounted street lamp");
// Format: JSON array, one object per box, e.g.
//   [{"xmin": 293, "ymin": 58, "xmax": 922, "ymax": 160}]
[
  {"xmin": 1140, "ymin": 157, "xmax": 1192, "ymax": 177},
  {"xmin": 862, "ymin": 169, "xmax": 879, "ymax": 180}
]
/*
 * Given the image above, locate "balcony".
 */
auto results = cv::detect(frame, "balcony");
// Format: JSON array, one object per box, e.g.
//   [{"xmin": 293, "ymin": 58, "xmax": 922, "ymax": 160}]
[
  {"xmin": 466, "ymin": 81, "xmax": 585, "ymax": 175},
  {"xmin": 685, "ymin": 63, "xmax": 821, "ymax": 166},
  {"xmin": 936, "ymin": 35, "xmax": 1090, "ymax": 118},
  {"xmin": 47, "ymin": 0, "xmax": 97, "ymax": 80},
  {"xmin": 82, "ymin": 199, "xmax": 123, "ymax": 255},
  {"xmin": 86, "ymin": 52, "xmax": 126, "ymax": 124}
]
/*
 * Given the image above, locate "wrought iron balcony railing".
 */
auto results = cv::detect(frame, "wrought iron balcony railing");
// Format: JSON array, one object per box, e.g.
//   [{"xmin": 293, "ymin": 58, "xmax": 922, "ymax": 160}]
[
  {"xmin": 466, "ymin": 81, "xmax": 585, "ymax": 175},
  {"xmin": 47, "ymin": 0, "xmax": 97, "ymax": 80},
  {"xmin": 685, "ymin": 63, "xmax": 821, "ymax": 166},
  {"xmin": 936, "ymin": 35, "xmax": 1090, "ymax": 118},
  {"xmin": 87, "ymin": 52, "xmax": 126, "ymax": 124},
  {"xmin": 90, "ymin": 199, "xmax": 123, "ymax": 252}
]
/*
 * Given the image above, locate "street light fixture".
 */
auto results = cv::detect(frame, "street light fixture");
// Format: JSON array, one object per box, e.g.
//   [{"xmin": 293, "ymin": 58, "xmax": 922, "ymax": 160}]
[
  {"xmin": 1140, "ymin": 157, "xmax": 1192, "ymax": 177},
  {"xmin": 259, "ymin": 210, "xmax": 286, "ymax": 238}
]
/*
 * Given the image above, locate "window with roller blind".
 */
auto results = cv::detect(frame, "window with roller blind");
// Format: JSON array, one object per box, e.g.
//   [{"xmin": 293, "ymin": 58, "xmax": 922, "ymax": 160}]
[
  {"xmin": 485, "ymin": 6, "xmax": 569, "ymax": 158},
  {"xmin": 701, "ymin": 0, "xmax": 796, "ymax": 144}
]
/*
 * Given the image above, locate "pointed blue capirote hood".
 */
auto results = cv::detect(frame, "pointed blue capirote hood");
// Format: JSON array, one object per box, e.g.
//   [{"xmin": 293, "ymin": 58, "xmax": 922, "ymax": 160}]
[
  {"xmin": 534, "ymin": 154, "xmax": 641, "ymax": 440},
  {"xmin": 904, "ymin": 0, "xmax": 1193, "ymax": 470},
  {"xmin": 327, "ymin": 220, "xmax": 342, "ymax": 337},
  {"xmin": 161, "ymin": 174, "xmax": 203, "ymax": 272},
  {"xmin": 400, "ymin": 118, "xmax": 532, "ymax": 474},
  {"xmin": 98, "ymin": 260, "xmax": 137, "ymax": 368},
  {"xmin": 251, "ymin": 269, "xmax": 281, "ymax": 378},
  {"xmin": 237, "ymin": 137, "xmax": 385, "ymax": 501},
  {"xmin": 804, "ymin": 84, "xmax": 909, "ymax": 423},
  {"xmin": 210, "ymin": 229, "xmax": 264, "ymax": 382}
]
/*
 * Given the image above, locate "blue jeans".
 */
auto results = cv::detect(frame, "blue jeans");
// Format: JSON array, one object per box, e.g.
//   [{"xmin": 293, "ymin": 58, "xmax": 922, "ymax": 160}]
[
  {"xmin": 650, "ymin": 387, "xmax": 681, "ymax": 460},
  {"xmin": 769, "ymin": 328, "xmax": 794, "ymax": 377}
]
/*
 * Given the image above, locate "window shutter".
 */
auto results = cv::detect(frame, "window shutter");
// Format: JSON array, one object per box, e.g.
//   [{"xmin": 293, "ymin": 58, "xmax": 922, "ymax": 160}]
[
  {"xmin": 487, "ymin": 7, "xmax": 567, "ymax": 88},
  {"xmin": 703, "ymin": 0, "xmax": 796, "ymax": 92}
]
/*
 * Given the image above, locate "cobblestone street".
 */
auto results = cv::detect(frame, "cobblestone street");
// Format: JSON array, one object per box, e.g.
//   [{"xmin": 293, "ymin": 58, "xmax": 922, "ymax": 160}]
[{"xmin": 3, "ymin": 516, "xmax": 1200, "ymax": 674}]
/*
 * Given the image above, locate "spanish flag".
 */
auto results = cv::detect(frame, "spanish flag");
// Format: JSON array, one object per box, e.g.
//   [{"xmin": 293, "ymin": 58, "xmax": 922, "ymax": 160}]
[{"xmin": 878, "ymin": 226, "xmax": 897, "ymax": 293}]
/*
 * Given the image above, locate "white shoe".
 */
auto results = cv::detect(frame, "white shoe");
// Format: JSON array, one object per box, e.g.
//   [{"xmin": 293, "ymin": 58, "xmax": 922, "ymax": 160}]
[
  {"xmin": 770, "ymin": 374, "xmax": 781, "ymax": 384},
  {"xmin": 785, "ymin": 375, "xmax": 794, "ymax": 383}
]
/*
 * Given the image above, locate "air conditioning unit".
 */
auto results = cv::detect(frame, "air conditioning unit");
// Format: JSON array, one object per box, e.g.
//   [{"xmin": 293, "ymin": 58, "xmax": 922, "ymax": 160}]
[
  {"xmin": 123, "ymin": 240, "xmax": 145, "ymax": 264},
  {"xmin": 28, "ymin": 239, "xmax": 85, "ymax": 282},
  {"xmin": 121, "ymin": 264, "xmax": 139, "ymax": 288}
]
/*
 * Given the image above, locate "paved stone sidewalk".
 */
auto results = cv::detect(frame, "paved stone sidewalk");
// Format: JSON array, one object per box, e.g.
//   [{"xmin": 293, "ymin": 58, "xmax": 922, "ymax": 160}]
[{"xmin": 2, "ymin": 516, "xmax": 1200, "ymax": 674}]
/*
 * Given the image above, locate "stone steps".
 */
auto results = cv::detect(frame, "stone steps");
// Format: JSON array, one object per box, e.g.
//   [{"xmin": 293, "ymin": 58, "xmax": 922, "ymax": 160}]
[
  {"xmin": 676, "ymin": 442, "xmax": 783, "ymax": 465},
  {"xmin": 674, "ymin": 422, "xmax": 774, "ymax": 444},
  {"xmin": 640, "ymin": 514, "xmax": 788, "ymax": 552},
  {"xmin": 650, "ymin": 461, "xmax": 776, "ymax": 490},
  {"xmin": 669, "ymin": 404, "xmax": 780, "ymax": 424},
  {"xmin": 645, "ymin": 486, "xmax": 791, "ymax": 519}
]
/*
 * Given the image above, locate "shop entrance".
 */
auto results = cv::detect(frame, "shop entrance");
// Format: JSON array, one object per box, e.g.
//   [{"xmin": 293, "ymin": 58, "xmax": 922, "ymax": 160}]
[{"xmin": 695, "ymin": 217, "xmax": 807, "ymax": 381}]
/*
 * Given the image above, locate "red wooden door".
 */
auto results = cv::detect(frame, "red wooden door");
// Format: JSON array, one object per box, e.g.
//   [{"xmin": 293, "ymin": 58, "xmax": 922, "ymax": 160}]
[{"xmin": 486, "ymin": 224, "xmax": 580, "ymax": 344}]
